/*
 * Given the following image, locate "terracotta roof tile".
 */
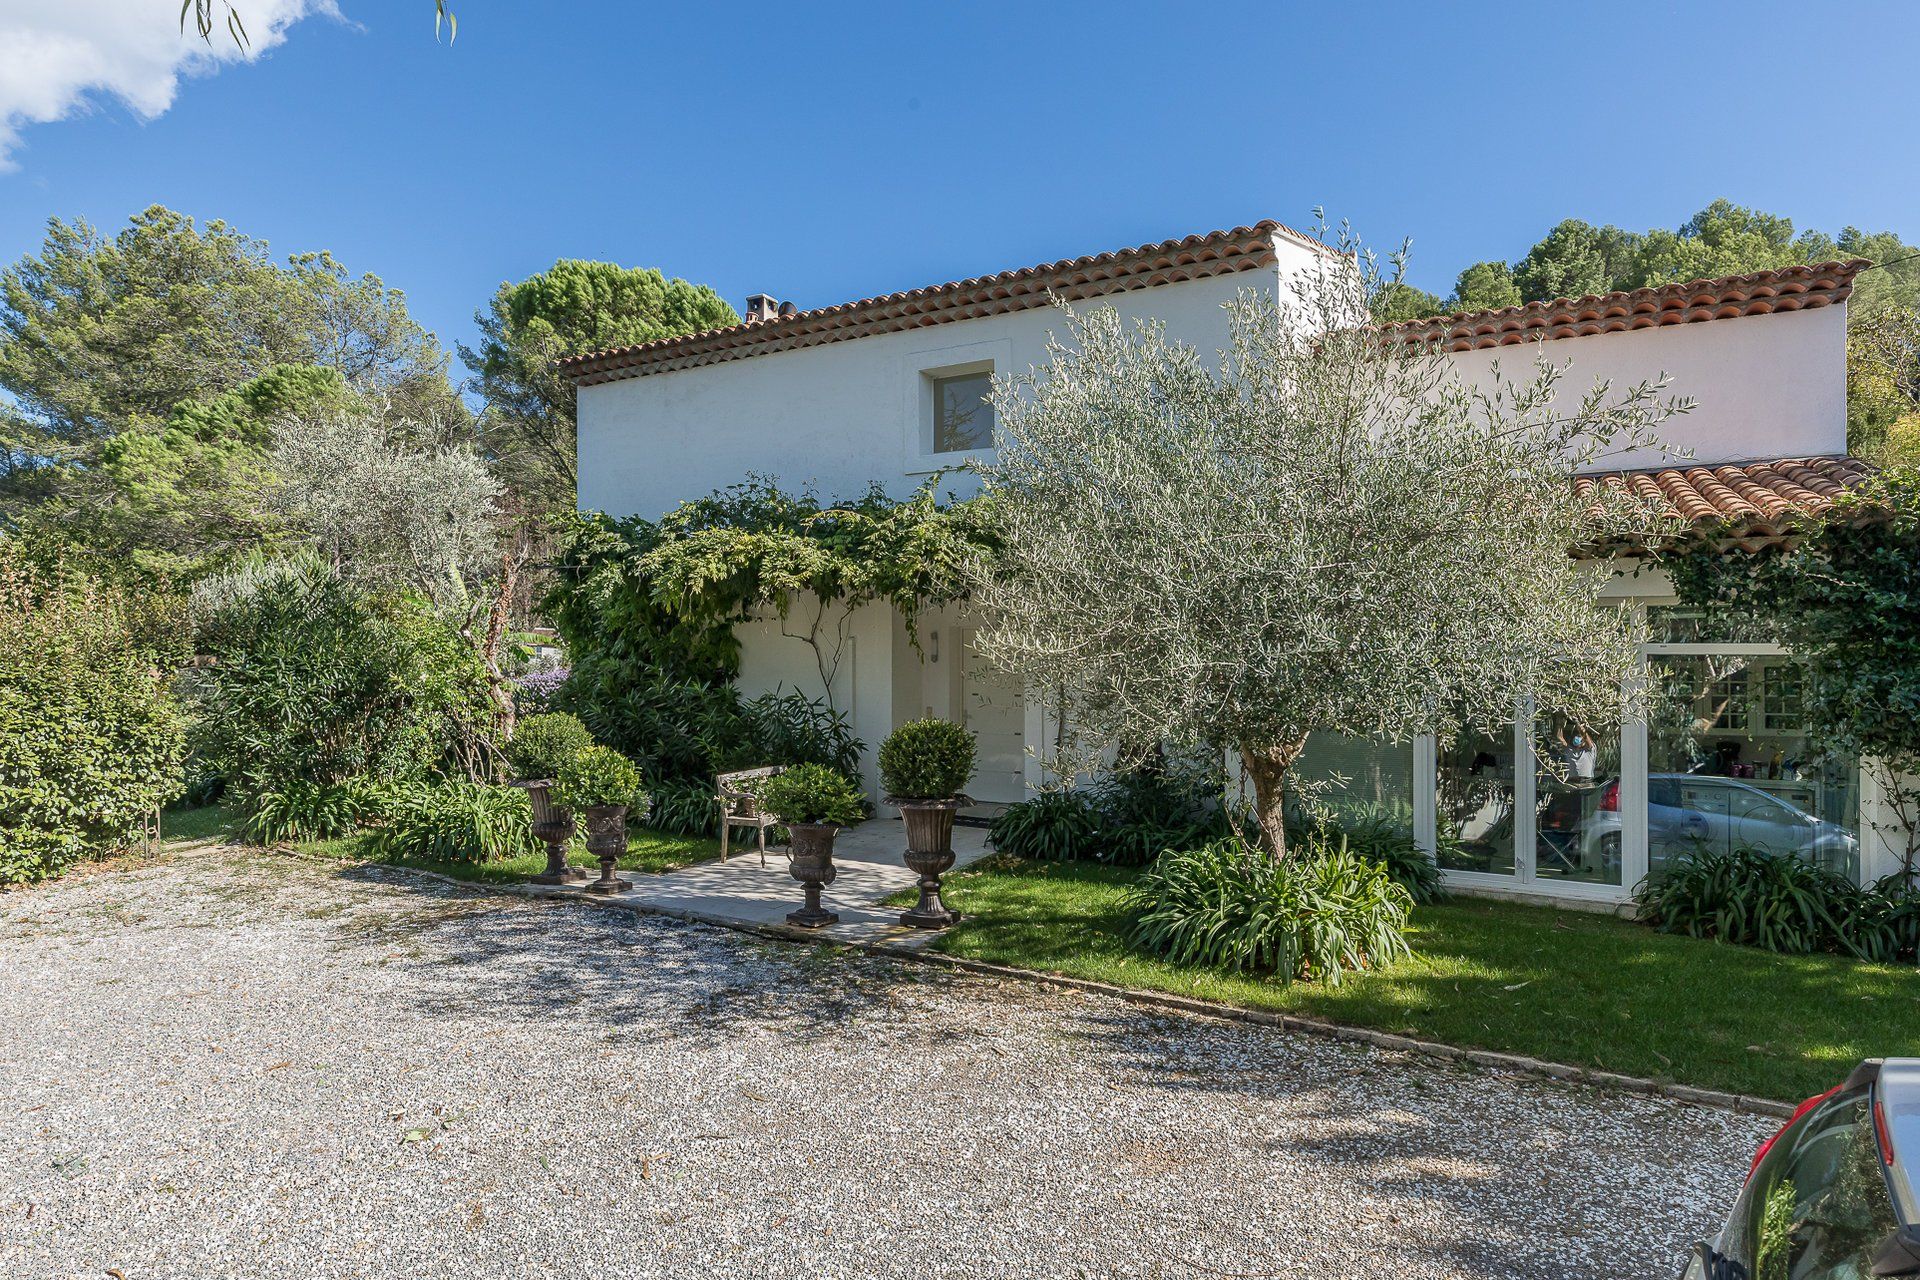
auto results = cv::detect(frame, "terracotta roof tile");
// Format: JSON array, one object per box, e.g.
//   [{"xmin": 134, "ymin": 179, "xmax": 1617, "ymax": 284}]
[
  {"xmin": 1573, "ymin": 455, "xmax": 1874, "ymax": 552},
  {"xmin": 559, "ymin": 222, "xmax": 1329, "ymax": 385},
  {"xmin": 1387, "ymin": 260, "xmax": 1871, "ymax": 353}
]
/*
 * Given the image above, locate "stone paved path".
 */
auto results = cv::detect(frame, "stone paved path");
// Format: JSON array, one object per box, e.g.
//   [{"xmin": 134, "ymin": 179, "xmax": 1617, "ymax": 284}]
[{"xmin": 565, "ymin": 815, "xmax": 994, "ymax": 946}]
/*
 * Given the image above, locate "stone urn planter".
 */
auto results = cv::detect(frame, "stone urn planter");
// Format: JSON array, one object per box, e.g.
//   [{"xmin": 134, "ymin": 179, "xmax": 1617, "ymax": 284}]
[
  {"xmin": 549, "ymin": 745, "xmax": 647, "ymax": 897},
  {"xmin": 894, "ymin": 797, "xmax": 967, "ymax": 929},
  {"xmin": 754, "ymin": 764, "xmax": 868, "ymax": 931},
  {"xmin": 503, "ymin": 714, "xmax": 599, "ymax": 886},
  {"xmin": 515, "ymin": 780, "xmax": 588, "ymax": 886},
  {"xmin": 878, "ymin": 718, "xmax": 979, "ymax": 931},
  {"xmin": 783, "ymin": 821, "xmax": 841, "ymax": 929},
  {"xmin": 580, "ymin": 802, "xmax": 632, "ymax": 895}
]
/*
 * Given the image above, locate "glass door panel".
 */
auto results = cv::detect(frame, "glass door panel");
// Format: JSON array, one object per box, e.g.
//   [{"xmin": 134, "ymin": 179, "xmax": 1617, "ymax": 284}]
[
  {"xmin": 1533, "ymin": 710, "xmax": 1622, "ymax": 886},
  {"xmin": 1438, "ymin": 725, "xmax": 1515, "ymax": 877},
  {"xmin": 1646, "ymin": 653, "xmax": 1861, "ymax": 882}
]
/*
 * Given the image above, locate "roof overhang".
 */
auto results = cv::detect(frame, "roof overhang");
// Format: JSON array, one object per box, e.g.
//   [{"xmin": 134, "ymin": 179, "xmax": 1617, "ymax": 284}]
[{"xmin": 559, "ymin": 221, "xmax": 1330, "ymax": 386}]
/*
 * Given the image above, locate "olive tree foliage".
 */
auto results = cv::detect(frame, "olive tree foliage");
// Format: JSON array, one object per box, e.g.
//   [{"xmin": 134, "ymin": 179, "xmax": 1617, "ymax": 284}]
[
  {"xmin": 970, "ymin": 236, "xmax": 1688, "ymax": 858},
  {"xmin": 266, "ymin": 408, "xmax": 503, "ymax": 611}
]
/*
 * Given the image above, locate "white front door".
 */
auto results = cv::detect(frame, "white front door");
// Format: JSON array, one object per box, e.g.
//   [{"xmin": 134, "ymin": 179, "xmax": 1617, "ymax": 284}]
[{"xmin": 958, "ymin": 629, "xmax": 1026, "ymax": 803}]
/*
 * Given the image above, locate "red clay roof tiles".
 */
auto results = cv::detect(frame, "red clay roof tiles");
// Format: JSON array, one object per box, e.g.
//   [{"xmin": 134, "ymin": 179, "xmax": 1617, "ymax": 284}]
[
  {"xmin": 1386, "ymin": 261, "xmax": 1870, "ymax": 353},
  {"xmin": 558, "ymin": 221, "xmax": 1327, "ymax": 385},
  {"xmin": 1575, "ymin": 455, "xmax": 1874, "ymax": 551}
]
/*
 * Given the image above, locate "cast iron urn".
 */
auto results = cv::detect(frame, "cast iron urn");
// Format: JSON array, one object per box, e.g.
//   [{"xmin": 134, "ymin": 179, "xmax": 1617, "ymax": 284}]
[
  {"xmin": 892, "ymin": 797, "xmax": 966, "ymax": 929},
  {"xmin": 518, "ymin": 781, "xmax": 587, "ymax": 885},
  {"xmin": 784, "ymin": 822, "xmax": 840, "ymax": 929},
  {"xmin": 580, "ymin": 803, "xmax": 631, "ymax": 895}
]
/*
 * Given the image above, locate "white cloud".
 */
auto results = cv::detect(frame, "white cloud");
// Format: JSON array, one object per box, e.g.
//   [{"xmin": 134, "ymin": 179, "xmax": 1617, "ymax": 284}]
[{"xmin": 0, "ymin": 0, "xmax": 330, "ymax": 170}]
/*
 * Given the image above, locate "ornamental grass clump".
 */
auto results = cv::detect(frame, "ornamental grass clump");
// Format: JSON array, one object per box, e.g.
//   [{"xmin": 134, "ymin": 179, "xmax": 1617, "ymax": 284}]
[
  {"xmin": 371, "ymin": 783, "xmax": 538, "ymax": 864},
  {"xmin": 504, "ymin": 712, "xmax": 595, "ymax": 782},
  {"xmin": 1125, "ymin": 835, "xmax": 1413, "ymax": 983},
  {"xmin": 756, "ymin": 763, "xmax": 866, "ymax": 828},
  {"xmin": 240, "ymin": 780, "xmax": 366, "ymax": 844},
  {"xmin": 878, "ymin": 718, "xmax": 977, "ymax": 800},
  {"xmin": 1633, "ymin": 846, "xmax": 1920, "ymax": 960},
  {"xmin": 988, "ymin": 789, "xmax": 1101, "ymax": 861},
  {"xmin": 1288, "ymin": 805, "xmax": 1446, "ymax": 906}
]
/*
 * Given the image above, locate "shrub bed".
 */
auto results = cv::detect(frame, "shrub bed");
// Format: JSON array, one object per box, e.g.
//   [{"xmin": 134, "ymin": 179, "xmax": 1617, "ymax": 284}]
[
  {"xmin": 989, "ymin": 764, "xmax": 1225, "ymax": 868},
  {"xmin": 370, "ymin": 783, "xmax": 539, "ymax": 863},
  {"xmin": 190, "ymin": 554, "xmax": 497, "ymax": 836},
  {"xmin": 1635, "ymin": 846, "xmax": 1920, "ymax": 962}
]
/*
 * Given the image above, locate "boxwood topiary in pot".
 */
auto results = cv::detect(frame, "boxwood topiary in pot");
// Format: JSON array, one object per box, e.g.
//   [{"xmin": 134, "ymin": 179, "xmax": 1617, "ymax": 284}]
[
  {"xmin": 504, "ymin": 712, "xmax": 598, "ymax": 884},
  {"xmin": 552, "ymin": 745, "xmax": 648, "ymax": 895},
  {"xmin": 756, "ymin": 763, "xmax": 866, "ymax": 929},
  {"xmin": 505, "ymin": 713, "xmax": 595, "ymax": 783},
  {"xmin": 878, "ymin": 718, "xmax": 978, "ymax": 929}
]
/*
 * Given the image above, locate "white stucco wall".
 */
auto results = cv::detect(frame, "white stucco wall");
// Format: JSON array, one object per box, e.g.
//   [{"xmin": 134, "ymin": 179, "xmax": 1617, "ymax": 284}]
[
  {"xmin": 577, "ymin": 247, "xmax": 1325, "ymax": 519},
  {"xmin": 732, "ymin": 600, "xmax": 899, "ymax": 799},
  {"xmin": 1441, "ymin": 306, "xmax": 1849, "ymax": 471}
]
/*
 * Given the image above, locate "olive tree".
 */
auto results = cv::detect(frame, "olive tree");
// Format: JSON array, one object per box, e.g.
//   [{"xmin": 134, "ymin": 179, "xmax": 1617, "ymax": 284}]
[
  {"xmin": 970, "ymin": 235, "xmax": 1687, "ymax": 858},
  {"xmin": 266, "ymin": 407, "xmax": 502, "ymax": 609}
]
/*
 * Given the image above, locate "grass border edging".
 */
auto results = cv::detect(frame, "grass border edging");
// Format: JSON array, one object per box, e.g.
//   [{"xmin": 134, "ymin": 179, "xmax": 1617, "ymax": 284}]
[{"xmin": 288, "ymin": 847, "xmax": 1798, "ymax": 1122}]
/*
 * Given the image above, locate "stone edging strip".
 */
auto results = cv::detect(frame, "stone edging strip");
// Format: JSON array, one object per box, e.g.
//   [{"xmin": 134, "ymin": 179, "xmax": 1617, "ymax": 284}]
[{"xmin": 319, "ymin": 851, "xmax": 1797, "ymax": 1122}]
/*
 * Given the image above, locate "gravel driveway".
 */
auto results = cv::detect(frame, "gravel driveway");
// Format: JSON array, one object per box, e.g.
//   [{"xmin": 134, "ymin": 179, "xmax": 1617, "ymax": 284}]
[{"xmin": 0, "ymin": 847, "xmax": 1765, "ymax": 1279}]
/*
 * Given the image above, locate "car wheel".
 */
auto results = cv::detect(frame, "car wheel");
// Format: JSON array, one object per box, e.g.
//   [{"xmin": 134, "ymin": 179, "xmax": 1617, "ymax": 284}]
[{"xmin": 1598, "ymin": 832, "xmax": 1621, "ymax": 876}]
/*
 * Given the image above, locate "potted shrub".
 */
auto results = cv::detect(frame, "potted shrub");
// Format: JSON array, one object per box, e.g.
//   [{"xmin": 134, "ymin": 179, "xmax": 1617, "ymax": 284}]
[
  {"xmin": 503, "ymin": 712, "xmax": 596, "ymax": 884},
  {"xmin": 755, "ymin": 763, "xmax": 866, "ymax": 929},
  {"xmin": 551, "ymin": 745, "xmax": 649, "ymax": 895},
  {"xmin": 878, "ymin": 718, "xmax": 977, "ymax": 928}
]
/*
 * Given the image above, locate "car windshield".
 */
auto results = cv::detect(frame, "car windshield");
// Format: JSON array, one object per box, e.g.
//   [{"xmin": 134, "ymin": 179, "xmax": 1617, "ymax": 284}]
[{"xmin": 1716, "ymin": 1087, "xmax": 1898, "ymax": 1279}]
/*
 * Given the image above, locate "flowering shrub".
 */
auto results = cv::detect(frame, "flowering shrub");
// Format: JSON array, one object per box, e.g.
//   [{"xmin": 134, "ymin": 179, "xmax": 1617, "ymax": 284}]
[{"xmin": 513, "ymin": 666, "xmax": 569, "ymax": 716}]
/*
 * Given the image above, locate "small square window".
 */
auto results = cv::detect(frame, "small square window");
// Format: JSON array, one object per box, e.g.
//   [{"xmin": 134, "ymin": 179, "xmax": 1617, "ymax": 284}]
[{"xmin": 930, "ymin": 370, "xmax": 995, "ymax": 454}]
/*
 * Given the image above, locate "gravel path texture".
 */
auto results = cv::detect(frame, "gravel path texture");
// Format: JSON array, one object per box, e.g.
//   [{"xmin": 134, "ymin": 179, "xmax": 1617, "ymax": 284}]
[{"xmin": 0, "ymin": 847, "xmax": 1766, "ymax": 1279}]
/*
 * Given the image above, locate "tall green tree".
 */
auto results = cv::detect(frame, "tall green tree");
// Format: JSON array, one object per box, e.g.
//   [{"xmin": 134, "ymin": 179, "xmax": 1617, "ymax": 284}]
[
  {"xmin": 1448, "ymin": 260, "xmax": 1521, "ymax": 312},
  {"xmin": 1625, "ymin": 199, "xmax": 1836, "ymax": 289},
  {"xmin": 0, "ymin": 206, "xmax": 453, "ymax": 513},
  {"xmin": 1370, "ymin": 281, "xmax": 1448, "ymax": 324},
  {"xmin": 462, "ymin": 260, "xmax": 737, "ymax": 514},
  {"xmin": 59, "ymin": 364, "xmax": 354, "ymax": 581},
  {"xmin": 1511, "ymin": 219, "xmax": 1643, "ymax": 303}
]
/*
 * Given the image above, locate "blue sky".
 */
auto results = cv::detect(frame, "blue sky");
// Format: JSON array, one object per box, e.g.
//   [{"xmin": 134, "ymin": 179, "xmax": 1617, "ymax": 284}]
[{"xmin": 4, "ymin": 0, "xmax": 1917, "ymax": 372}]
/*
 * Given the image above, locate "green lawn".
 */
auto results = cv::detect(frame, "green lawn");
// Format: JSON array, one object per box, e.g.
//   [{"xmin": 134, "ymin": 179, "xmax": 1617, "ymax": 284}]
[
  {"xmin": 158, "ymin": 802, "xmax": 241, "ymax": 844},
  {"xmin": 917, "ymin": 856, "xmax": 1920, "ymax": 1103},
  {"xmin": 161, "ymin": 803, "xmax": 720, "ymax": 884}
]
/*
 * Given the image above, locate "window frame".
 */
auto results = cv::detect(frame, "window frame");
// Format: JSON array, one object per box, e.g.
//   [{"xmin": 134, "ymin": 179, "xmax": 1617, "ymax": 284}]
[
  {"xmin": 927, "ymin": 367, "xmax": 997, "ymax": 457},
  {"xmin": 898, "ymin": 337, "xmax": 1012, "ymax": 474}
]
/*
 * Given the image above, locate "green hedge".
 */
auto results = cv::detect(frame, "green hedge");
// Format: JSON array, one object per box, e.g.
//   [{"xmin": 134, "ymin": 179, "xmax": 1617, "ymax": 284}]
[{"xmin": 0, "ymin": 558, "xmax": 186, "ymax": 884}]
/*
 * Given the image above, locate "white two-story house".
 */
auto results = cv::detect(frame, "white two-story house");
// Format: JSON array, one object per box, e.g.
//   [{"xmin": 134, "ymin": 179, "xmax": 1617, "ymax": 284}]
[{"xmin": 565, "ymin": 220, "xmax": 1897, "ymax": 907}]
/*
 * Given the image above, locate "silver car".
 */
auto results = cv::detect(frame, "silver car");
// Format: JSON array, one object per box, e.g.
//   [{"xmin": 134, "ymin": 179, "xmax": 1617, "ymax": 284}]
[
  {"xmin": 1682, "ymin": 1058, "xmax": 1920, "ymax": 1278},
  {"xmin": 1546, "ymin": 773, "xmax": 1860, "ymax": 880}
]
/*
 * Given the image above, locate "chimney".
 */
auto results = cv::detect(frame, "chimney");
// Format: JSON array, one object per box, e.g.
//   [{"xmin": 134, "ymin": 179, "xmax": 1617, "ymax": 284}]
[{"xmin": 745, "ymin": 293, "xmax": 780, "ymax": 324}]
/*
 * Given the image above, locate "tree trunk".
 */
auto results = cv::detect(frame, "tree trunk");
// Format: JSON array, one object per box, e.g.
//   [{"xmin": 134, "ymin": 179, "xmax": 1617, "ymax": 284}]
[{"xmin": 1240, "ymin": 738, "xmax": 1308, "ymax": 861}]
